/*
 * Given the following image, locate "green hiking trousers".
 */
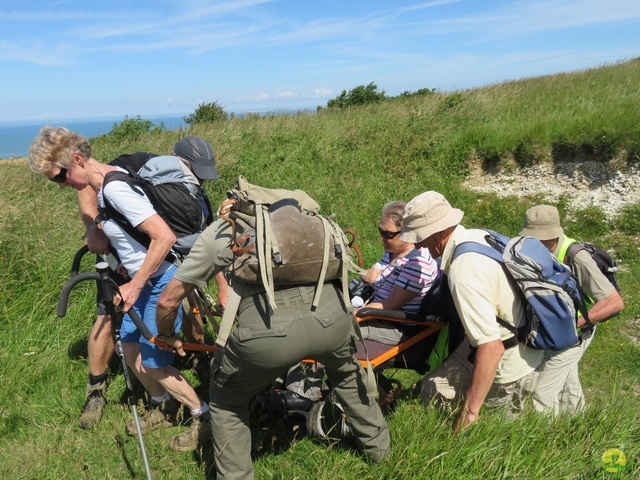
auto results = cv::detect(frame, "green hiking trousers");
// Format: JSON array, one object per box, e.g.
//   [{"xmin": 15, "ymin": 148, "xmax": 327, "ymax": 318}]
[{"xmin": 209, "ymin": 281, "xmax": 391, "ymax": 479}]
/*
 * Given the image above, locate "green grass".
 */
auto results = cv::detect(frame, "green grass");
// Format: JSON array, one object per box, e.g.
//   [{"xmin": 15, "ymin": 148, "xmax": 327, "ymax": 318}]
[{"xmin": 1, "ymin": 59, "xmax": 639, "ymax": 479}]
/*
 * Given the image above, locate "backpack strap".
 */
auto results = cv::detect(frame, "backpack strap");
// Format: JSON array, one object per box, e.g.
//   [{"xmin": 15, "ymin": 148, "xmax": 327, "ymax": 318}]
[
  {"xmin": 451, "ymin": 240, "xmax": 503, "ymax": 264},
  {"xmin": 451, "ymin": 238, "xmax": 525, "ymax": 353},
  {"xmin": 552, "ymin": 242, "xmax": 594, "ymax": 331},
  {"xmin": 351, "ymin": 312, "xmax": 378, "ymax": 398},
  {"xmin": 255, "ymin": 205, "xmax": 277, "ymax": 312},
  {"xmin": 563, "ymin": 241, "xmax": 585, "ymax": 266},
  {"xmin": 97, "ymin": 170, "xmax": 179, "ymax": 264},
  {"xmin": 214, "ymin": 282, "xmax": 244, "ymax": 349},
  {"xmin": 312, "ymin": 215, "xmax": 333, "ymax": 308}
]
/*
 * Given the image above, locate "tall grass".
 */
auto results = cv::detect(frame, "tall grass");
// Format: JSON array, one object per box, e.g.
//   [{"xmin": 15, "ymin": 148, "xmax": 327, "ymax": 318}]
[{"xmin": 1, "ymin": 59, "xmax": 639, "ymax": 479}]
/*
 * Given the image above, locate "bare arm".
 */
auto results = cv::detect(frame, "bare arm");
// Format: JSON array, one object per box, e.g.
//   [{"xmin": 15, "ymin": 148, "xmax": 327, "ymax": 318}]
[
  {"xmin": 577, "ymin": 290, "xmax": 624, "ymax": 328},
  {"xmin": 214, "ymin": 271, "xmax": 229, "ymax": 309},
  {"xmin": 156, "ymin": 277, "xmax": 196, "ymax": 356},
  {"xmin": 77, "ymin": 186, "xmax": 110, "ymax": 254},
  {"xmin": 118, "ymin": 214, "xmax": 176, "ymax": 312},
  {"xmin": 361, "ymin": 285, "xmax": 417, "ymax": 311},
  {"xmin": 361, "ymin": 267, "xmax": 382, "ymax": 285},
  {"xmin": 455, "ymin": 339, "xmax": 504, "ymax": 432}
]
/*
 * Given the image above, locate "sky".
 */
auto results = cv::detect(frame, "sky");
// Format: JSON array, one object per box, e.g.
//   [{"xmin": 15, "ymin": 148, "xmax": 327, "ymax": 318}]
[{"xmin": 1, "ymin": 0, "xmax": 639, "ymax": 124}]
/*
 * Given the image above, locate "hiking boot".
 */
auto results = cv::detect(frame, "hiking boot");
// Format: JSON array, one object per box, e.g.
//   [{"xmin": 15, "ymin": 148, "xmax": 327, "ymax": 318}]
[
  {"xmin": 78, "ymin": 381, "xmax": 107, "ymax": 429},
  {"xmin": 169, "ymin": 411, "xmax": 212, "ymax": 452},
  {"xmin": 126, "ymin": 398, "xmax": 178, "ymax": 436},
  {"xmin": 256, "ymin": 389, "xmax": 314, "ymax": 415}
]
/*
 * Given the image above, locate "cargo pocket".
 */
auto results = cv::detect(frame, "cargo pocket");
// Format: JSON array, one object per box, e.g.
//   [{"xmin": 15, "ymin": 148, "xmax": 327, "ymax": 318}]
[{"xmin": 210, "ymin": 351, "xmax": 240, "ymax": 390}]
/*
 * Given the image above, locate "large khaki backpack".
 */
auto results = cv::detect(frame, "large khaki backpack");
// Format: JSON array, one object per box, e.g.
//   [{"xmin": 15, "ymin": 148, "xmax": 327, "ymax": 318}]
[{"xmin": 214, "ymin": 176, "xmax": 365, "ymax": 348}]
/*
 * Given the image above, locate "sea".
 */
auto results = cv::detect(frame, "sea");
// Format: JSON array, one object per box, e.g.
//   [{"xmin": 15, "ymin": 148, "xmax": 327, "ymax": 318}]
[{"xmin": 0, "ymin": 115, "xmax": 187, "ymax": 160}]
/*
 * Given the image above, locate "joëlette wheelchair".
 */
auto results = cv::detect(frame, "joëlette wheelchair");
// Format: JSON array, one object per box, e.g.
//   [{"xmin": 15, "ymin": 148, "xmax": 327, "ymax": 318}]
[{"xmin": 302, "ymin": 270, "xmax": 465, "ymax": 438}]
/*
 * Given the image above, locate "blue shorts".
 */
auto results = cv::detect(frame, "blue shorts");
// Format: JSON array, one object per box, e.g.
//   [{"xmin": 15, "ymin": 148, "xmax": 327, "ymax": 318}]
[{"xmin": 120, "ymin": 266, "xmax": 183, "ymax": 369}]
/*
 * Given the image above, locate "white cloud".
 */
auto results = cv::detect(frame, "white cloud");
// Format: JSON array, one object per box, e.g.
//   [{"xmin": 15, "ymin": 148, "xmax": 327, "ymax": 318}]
[
  {"xmin": 314, "ymin": 87, "xmax": 332, "ymax": 97},
  {"xmin": 277, "ymin": 91, "xmax": 299, "ymax": 99}
]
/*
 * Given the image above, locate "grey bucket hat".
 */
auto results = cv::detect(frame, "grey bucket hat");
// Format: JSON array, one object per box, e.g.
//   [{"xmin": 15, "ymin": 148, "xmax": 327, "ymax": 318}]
[{"xmin": 519, "ymin": 205, "xmax": 564, "ymax": 240}]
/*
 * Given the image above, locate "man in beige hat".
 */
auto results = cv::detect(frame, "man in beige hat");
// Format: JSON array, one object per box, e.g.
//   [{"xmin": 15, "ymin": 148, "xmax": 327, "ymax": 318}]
[
  {"xmin": 520, "ymin": 205, "xmax": 624, "ymax": 414},
  {"xmin": 400, "ymin": 191, "xmax": 543, "ymax": 431}
]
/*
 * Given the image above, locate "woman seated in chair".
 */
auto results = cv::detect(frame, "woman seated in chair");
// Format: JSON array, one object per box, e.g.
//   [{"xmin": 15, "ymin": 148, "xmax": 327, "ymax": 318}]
[{"xmin": 357, "ymin": 200, "xmax": 439, "ymax": 345}]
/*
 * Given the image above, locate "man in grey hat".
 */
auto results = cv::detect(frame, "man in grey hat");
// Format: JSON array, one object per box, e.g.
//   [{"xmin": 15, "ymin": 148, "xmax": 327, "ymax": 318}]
[
  {"xmin": 72, "ymin": 137, "xmax": 226, "ymax": 431},
  {"xmin": 400, "ymin": 191, "xmax": 543, "ymax": 432},
  {"xmin": 173, "ymin": 135, "xmax": 218, "ymax": 182},
  {"xmin": 520, "ymin": 205, "xmax": 624, "ymax": 414}
]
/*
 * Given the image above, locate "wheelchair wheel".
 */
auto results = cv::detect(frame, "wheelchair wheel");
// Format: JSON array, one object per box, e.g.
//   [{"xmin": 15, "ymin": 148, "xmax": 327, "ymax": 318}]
[
  {"xmin": 306, "ymin": 395, "xmax": 351, "ymax": 440},
  {"xmin": 377, "ymin": 373, "xmax": 402, "ymax": 416}
]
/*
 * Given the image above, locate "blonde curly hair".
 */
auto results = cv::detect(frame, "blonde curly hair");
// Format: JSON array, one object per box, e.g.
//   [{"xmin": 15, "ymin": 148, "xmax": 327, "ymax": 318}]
[{"xmin": 28, "ymin": 126, "xmax": 92, "ymax": 175}]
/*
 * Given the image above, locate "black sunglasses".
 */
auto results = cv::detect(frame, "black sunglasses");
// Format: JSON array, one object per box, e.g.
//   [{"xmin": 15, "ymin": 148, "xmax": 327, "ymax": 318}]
[
  {"xmin": 49, "ymin": 167, "xmax": 68, "ymax": 183},
  {"xmin": 378, "ymin": 226, "xmax": 401, "ymax": 239}
]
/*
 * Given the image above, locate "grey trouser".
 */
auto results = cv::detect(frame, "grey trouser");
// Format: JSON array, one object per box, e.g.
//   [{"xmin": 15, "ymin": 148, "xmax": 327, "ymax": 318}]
[
  {"xmin": 532, "ymin": 327, "xmax": 595, "ymax": 414},
  {"xmin": 209, "ymin": 282, "xmax": 390, "ymax": 480},
  {"xmin": 421, "ymin": 340, "xmax": 540, "ymax": 418}
]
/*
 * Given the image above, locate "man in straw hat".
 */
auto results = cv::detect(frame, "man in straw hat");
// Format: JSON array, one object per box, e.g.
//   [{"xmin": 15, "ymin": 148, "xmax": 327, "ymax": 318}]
[
  {"xmin": 400, "ymin": 191, "xmax": 544, "ymax": 431},
  {"xmin": 520, "ymin": 205, "xmax": 624, "ymax": 414}
]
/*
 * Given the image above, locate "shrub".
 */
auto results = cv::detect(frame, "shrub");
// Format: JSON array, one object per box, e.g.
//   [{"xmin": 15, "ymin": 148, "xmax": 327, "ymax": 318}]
[
  {"xmin": 326, "ymin": 82, "xmax": 386, "ymax": 109},
  {"xmin": 184, "ymin": 101, "xmax": 228, "ymax": 125},
  {"xmin": 97, "ymin": 115, "xmax": 165, "ymax": 143},
  {"xmin": 399, "ymin": 87, "xmax": 436, "ymax": 97},
  {"xmin": 614, "ymin": 203, "xmax": 640, "ymax": 235}
]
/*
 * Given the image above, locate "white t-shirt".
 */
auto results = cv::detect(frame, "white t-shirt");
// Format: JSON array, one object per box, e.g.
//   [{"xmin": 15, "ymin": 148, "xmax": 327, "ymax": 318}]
[{"xmin": 98, "ymin": 168, "xmax": 173, "ymax": 278}]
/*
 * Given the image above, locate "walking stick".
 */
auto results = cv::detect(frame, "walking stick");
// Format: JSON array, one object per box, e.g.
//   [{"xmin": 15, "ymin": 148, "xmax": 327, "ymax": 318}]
[{"xmin": 58, "ymin": 262, "xmax": 153, "ymax": 480}]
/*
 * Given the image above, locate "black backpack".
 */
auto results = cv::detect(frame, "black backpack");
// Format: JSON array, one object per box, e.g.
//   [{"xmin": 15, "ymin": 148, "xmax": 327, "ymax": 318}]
[
  {"xmin": 564, "ymin": 242, "xmax": 622, "ymax": 296},
  {"xmin": 98, "ymin": 155, "xmax": 214, "ymax": 256}
]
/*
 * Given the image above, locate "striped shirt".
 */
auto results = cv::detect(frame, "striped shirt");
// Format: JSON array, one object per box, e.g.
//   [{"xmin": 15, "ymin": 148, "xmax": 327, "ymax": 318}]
[{"xmin": 371, "ymin": 247, "xmax": 438, "ymax": 314}]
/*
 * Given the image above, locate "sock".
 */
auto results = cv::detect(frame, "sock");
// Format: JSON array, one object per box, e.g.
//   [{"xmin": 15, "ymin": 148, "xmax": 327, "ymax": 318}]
[
  {"xmin": 191, "ymin": 402, "xmax": 210, "ymax": 417},
  {"xmin": 151, "ymin": 392, "xmax": 171, "ymax": 405},
  {"xmin": 88, "ymin": 372, "xmax": 107, "ymax": 385}
]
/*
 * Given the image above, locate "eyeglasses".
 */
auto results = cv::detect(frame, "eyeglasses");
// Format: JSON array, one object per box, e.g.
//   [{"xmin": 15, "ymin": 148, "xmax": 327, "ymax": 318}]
[
  {"xmin": 378, "ymin": 226, "xmax": 401, "ymax": 239},
  {"xmin": 49, "ymin": 167, "xmax": 68, "ymax": 184}
]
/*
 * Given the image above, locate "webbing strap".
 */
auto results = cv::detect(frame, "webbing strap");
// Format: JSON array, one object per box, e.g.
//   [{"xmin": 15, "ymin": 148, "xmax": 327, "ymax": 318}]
[
  {"xmin": 352, "ymin": 312, "xmax": 377, "ymax": 397},
  {"xmin": 334, "ymin": 226, "xmax": 353, "ymax": 305},
  {"xmin": 214, "ymin": 282, "xmax": 243, "ymax": 349},
  {"xmin": 192, "ymin": 289, "xmax": 219, "ymax": 334},
  {"xmin": 312, "ymin": 216, "xmax": 332, "ymax": 308},
  {"xmin": 255, "ymin": 206, "xmax": 276, "ymax": 312},
  {"xmin": 341, "ymin": 250, "xmax": 350, "ymax": 305}
]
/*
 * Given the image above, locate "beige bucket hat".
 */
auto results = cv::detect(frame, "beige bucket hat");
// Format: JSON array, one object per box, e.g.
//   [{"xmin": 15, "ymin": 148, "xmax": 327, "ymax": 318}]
[
  {"xmin": 399, "ymin": 191, "xmax": 464, "ymax": 243},
  {"xmin": 519, "ymin": 205, "xmax": 564, "ymax": 240}
]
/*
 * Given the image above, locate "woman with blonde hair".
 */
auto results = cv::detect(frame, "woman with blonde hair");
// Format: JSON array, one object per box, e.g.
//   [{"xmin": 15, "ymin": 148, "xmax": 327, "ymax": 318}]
[{"xmin": 29, "ymin": 126, "xmax": 209, "ymax": 452}]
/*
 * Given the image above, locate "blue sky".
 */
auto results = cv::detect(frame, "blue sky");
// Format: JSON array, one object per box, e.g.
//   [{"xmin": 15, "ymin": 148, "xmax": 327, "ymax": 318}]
[{"xmin": 1, "ymin": 0, "xmax": 639, "ymax": 124}]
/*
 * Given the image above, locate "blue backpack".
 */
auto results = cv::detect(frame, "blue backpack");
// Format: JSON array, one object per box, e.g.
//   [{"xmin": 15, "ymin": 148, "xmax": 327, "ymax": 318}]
[{"xmin": 451, "ymin": 230, "xmax": 591, "ymax": 351}]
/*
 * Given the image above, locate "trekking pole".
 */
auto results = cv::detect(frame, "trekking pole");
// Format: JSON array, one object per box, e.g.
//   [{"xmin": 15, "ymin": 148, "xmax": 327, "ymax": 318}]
[
  {"xmin": 70, "ymin": 244, "xmax": 121, "ymax": 277},
  {"xmin": 57, "ymin": 262, "xmax": 153, "ymax": 480}
]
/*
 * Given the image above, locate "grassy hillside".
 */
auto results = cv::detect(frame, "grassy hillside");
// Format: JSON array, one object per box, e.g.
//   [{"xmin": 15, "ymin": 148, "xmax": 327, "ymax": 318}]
[{"xmin": 1, "ymin": 59, "xmax": 639, "ymax": 479}]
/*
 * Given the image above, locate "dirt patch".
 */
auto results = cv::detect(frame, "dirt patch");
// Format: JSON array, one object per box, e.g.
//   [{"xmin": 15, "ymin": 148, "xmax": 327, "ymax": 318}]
[{"xmin": 464, "ymin": 160, "xmax": 640, "ymax": 218}]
